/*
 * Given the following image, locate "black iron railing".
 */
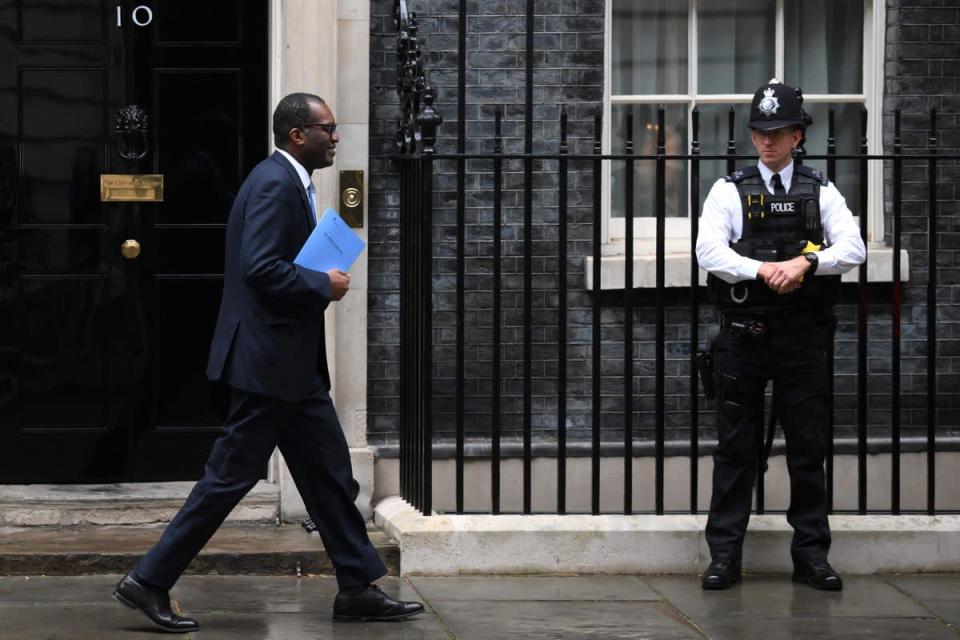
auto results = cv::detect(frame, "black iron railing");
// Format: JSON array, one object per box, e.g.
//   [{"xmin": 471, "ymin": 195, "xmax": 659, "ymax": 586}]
[
  {"xmin": 395, "ymin": 104, "xmax": 957, "ymax": 517},
  {"xmin": 391, "ymin": 0, "xmax": 957, "ymax": 518}
]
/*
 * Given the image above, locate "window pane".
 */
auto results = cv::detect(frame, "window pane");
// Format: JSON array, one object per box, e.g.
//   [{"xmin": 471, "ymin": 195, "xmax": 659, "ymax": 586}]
[
  {"xmin": 611, "ymin": 104, "xmax": 688, "ymax": 218},
  {"xmin": 698, "ymin": 0, "xmax": 775, "ymax": 94},
  {"xmin": 801, "ymin": 103, "xmax": 865, "ymax": 211},
  {"xmin": 612, "ymin": 0, "xmax": 688, "ymax": 95},
  {"xmin": 784, "ymin": 0, "xmax": 863, "ymax": 94},
  {"xmin": 692, "ymin": 104, "xmax": 754, "ymax": 213}
]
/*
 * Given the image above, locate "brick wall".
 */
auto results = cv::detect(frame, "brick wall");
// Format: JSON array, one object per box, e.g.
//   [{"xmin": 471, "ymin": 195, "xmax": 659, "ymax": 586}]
[
  {"xmin": 369, "ymin": 0, "xmax": 610, "ymax": 448},
  {"xmin": 882, "ymin": 0, "xmax": 960, "ymax": 434}
]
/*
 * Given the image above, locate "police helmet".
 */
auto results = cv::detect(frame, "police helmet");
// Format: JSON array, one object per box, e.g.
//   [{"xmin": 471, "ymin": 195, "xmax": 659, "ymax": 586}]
[{"xmin": 747, "ymin": 78, "xmax": 812, "ymax": 131}]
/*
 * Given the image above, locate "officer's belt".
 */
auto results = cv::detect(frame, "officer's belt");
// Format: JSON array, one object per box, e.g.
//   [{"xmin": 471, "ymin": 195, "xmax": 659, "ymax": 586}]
[
  {"xmin": 720, "ymin": 309, "xmax": 831, "ymax": 328},
  {"xmin": 720, "ymin": 313, "xmax": 767, "ymax": 329}
]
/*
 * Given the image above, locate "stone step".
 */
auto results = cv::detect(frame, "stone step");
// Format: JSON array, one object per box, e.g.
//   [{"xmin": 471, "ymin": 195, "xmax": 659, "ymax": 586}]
[
  {"xmin": 0, "ymin": 523, "xmax": 399, "ymax": 577},
  {"xmin": 0, "ymin": 482, "xmax": 279, "ymax": 526}
]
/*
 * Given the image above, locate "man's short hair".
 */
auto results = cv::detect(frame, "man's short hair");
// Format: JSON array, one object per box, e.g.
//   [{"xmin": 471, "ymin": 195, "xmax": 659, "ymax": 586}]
[{"xmin": 272, "ymin": 93, "xmax": 325, "ymax": 148}]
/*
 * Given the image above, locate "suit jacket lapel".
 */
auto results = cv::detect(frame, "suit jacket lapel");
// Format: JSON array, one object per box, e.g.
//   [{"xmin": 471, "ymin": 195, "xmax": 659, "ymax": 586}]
[{"xmin": 271, "ymin": 151, "xmax": 316, "ymax": 230}]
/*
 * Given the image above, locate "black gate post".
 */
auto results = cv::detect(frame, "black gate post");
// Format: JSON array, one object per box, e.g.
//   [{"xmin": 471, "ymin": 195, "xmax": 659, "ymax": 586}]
[
  {"xmin": 654, "ymin": 106, "xmax": 666, "ymax": 515},
  {"xmin": 927, "ymin": 109, "xmax": 938, "ymax": 515},
  {"xmin": 416, "ymin": 88, "xmax": 441, "ymax": 514},
  {"xmin": 689, "ymin": 107, "xmax": 701, "ymax": 514},
  {"xmin": 394, "ymin": 0, "xmax": 441, "ymax": 514},
  {"xmin": 891, "ymin": 110, "xmax": 903, "ymax": 515}
]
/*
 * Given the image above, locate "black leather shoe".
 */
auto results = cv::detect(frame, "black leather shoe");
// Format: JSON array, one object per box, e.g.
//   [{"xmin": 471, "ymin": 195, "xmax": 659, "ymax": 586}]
[
  {"xmin": 793, "ymin": 560, "xmax": 843, "ymax": 591},
  {"xmin": 701, "ymin": 558, "xmax": 742, "ymax": 590},
  {"xmin": 113, "ymin": 572, "xmax": 200, "ymax": 633},
  {"xmin": 333, "ymin": 584, "xmax": 425, "ymax": 622}
]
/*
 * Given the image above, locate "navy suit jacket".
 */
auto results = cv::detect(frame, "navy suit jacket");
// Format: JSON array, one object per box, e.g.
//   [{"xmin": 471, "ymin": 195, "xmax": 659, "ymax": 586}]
[{"xmin": 206, "ymin": 152, "xmax": 332, "ymax": 402}]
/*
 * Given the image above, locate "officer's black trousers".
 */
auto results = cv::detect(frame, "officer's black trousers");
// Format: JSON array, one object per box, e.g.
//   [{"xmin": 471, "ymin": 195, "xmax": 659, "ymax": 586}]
[{"xmin": 705, "ymin": 311, "xmax": 833, "ymax": 564}]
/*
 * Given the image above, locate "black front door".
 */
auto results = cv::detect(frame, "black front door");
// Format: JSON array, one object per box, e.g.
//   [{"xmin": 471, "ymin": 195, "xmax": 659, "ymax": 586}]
[{"xmin": 0, "ymin": 1, "xmax": 268, "ymax": 482}]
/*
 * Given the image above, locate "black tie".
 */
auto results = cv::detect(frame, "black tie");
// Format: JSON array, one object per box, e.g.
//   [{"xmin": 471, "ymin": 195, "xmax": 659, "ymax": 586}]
[{"xmin": 771, "ymin": 173, "xmax": 786, "ymax": 196}]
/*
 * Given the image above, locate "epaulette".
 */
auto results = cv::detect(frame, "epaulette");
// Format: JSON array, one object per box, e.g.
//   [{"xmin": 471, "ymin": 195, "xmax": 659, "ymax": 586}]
[
  {"xmin": 723, "ymin": 166, "xmax": 761, "ymax": 183},
  {"xmin": 795, "ymin": 164, "xmax": 829, "ymax": 186}
]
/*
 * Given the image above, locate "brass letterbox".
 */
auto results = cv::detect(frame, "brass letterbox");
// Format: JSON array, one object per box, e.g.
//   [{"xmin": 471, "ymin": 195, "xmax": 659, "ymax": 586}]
[{"xmin": 100, "ymin": 174, "xmax": 164, "ymax": 202}]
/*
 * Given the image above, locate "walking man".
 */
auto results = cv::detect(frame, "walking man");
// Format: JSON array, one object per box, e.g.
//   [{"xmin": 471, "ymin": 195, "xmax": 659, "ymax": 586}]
[{"xmin": 113, "ymin": 93, "xmax": 423, "ymax": 631}]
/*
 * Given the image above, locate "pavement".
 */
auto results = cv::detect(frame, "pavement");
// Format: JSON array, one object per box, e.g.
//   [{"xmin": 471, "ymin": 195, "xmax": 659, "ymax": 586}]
[{"xmin": 0, "ymin": 573, "xmax": 958, "ymax": 639}]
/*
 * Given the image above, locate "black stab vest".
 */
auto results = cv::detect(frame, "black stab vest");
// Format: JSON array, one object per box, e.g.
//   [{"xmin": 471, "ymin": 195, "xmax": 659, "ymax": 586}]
[{"xmin": 706, "ymin": 165, "xmax": 841, "ymax": 312}]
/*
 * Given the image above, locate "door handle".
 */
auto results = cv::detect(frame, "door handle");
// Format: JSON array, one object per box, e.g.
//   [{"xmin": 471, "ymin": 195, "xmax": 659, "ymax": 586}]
[{"xmin": 121, "ymin": 239, "xmax": 141, "ymax": 260}]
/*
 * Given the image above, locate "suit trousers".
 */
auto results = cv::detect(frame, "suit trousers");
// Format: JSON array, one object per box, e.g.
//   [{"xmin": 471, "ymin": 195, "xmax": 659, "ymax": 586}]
[
  {"xmin": 134, "ymin": 380, "xmax": 387, "ymax": 590},
  {"xmin": 705, "ymin": 310, "xmax": 833, "ymax": 563}
]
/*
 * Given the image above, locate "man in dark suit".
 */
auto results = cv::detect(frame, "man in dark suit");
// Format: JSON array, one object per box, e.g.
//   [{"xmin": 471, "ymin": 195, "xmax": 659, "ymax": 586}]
[{"xmin": 113, "ymin": 93, "xmax": 423, "ymax": 632}]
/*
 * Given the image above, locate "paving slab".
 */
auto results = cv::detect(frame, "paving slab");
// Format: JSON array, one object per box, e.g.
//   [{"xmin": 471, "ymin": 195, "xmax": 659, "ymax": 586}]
[
  {"xmin": 425, "ymin": 599, "xmax": 703, "ymax": 640},
  {"xmin": 680, "ymin": 616, "xmax": 957, "ymax": 640},
  {"xmin": 648, "ymin": 575, "xmax": 960, "ymax": 640},
  {"xmin": 409, "ymin": 576, "xmax": 700, "ymax": 639},
  {"xmin": 0, "ymin": 575, "xmax": 448, "ymax": 640},
  {"xmin": 886, "ymin": 574, "xmax": 960, "ymax": 630},
  {"xmin": 409, "ymin": 576, "xmax": 661, "ymax": 602},
  {"xmin": 0, "ymin": 606, "xmax": 450, "ymax": 640},
  {"xmin": 172, "ymin": 574, "xmax": 424, "ymax": 615},
  {"xmin": 648, "ymin": 574, "xmax": 933, "ymax": 620},
  {"xmin": 0, "ymin": 575, "xmax": 123, "ymax": 605},
  {"xmin": 1, "ymin": 573, "xmax": 959, "ymax": 639}
]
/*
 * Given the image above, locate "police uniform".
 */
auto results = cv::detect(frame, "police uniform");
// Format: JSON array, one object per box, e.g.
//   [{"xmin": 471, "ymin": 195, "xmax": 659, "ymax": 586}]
[{"xmin": 696, "ymin": 80, "xmax": 865, "ymax": 591}]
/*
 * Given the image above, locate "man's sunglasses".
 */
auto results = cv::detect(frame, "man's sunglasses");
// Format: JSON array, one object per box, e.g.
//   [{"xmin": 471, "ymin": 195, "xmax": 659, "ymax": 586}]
[{"xmin": 300, "ymin": 123, "xmax": 337, "ymax": 135}]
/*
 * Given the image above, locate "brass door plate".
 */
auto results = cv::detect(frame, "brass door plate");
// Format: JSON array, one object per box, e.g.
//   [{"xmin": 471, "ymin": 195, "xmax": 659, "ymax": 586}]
[
  {"xmin": 100, "ymin": 174, "xmax": 164, "ymax": 202},
  {"xmin": 339, "ymin": 170, "xmax": 363, "ymax": 228}
]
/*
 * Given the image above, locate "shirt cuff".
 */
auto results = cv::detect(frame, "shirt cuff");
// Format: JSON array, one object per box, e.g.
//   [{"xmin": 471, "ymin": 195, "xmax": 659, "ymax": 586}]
[
  {"xmin": 738, "ymin": 258, "xmax": 762, "ymax": 281},
  {"xmin": 814, "ymin": 248, "xmax": 837, "ymax": 272}
]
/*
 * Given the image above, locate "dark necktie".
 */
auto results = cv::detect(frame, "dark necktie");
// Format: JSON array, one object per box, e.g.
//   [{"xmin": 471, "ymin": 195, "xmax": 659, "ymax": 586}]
[{"xmin": 771, "ymin": 173, "xmax": 787, "ymax": 196}]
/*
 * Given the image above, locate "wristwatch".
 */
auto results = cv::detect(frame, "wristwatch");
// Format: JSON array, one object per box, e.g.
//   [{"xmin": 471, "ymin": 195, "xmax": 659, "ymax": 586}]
[{"xmin": 802, "ymin": 251, "xmax": 819, "ymax": 275}]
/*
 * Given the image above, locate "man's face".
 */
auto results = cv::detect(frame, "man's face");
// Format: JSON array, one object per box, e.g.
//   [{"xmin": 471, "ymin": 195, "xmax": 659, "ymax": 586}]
[
  {"xmin": 297, "ymin": 101, "xmax": 339, "ymax": 171},
  {"xmin": 750, "ymin": 127, "xmax": 802, "ymax": 172}
]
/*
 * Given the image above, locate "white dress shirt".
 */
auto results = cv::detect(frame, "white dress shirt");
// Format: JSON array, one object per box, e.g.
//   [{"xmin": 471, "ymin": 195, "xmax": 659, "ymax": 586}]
[
  {"xmin": 696, "ymin": 160, "xmax": 866, "ymax": 284},
  {"xmin": 276, "ymin": 147, "xmax": 318, "ymax": 213}
]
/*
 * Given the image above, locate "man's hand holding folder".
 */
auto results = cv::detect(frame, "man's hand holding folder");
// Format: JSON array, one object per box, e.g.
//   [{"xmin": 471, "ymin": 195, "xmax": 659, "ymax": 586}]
[
  {"xmin": 326, "ymin": 269, "xmax": 351, "ymax": 301},
  {"xmin": 295, "ymin": 207, "xmax": 365, "ymax": 301}
]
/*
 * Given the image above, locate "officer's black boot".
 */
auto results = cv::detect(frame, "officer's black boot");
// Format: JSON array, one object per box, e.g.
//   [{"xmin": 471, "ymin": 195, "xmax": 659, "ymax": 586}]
[
  {"xmin": 702, "ymin": 552, "xmax": 742, "ymax": 590},
  {"xmin": 792, "ymin": 558, "xmax": 842, "ymax": 591}
]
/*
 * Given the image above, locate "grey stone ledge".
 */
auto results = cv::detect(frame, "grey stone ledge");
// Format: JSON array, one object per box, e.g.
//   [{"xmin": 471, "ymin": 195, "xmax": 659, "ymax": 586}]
[{"xmin": 375, "ymin": 495, "xmax": 960, "ymax": 576}]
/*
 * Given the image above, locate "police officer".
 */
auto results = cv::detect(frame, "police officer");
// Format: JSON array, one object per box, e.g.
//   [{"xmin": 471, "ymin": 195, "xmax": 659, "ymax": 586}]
[{"xmin": 696, "ymin": 79, "xmax": 865, "ymax": 591}]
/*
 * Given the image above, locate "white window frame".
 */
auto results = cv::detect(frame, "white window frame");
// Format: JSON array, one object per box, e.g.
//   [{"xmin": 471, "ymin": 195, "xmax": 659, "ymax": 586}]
[{"xmin": 601, "ymin": 0, "xmax": 885, "ymax": 254}]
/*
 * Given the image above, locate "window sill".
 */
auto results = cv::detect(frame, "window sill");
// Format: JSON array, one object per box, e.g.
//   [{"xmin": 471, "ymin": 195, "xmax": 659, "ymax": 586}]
[{"xmin": 583, "ymin": 245, "xmax": 910, "ymax": 291}]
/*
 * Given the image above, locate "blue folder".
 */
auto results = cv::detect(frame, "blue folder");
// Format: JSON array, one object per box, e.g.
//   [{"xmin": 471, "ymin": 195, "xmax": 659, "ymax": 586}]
[{"xmin": 294, "ymin": 207, "xmax": 366, "ymax": 273}]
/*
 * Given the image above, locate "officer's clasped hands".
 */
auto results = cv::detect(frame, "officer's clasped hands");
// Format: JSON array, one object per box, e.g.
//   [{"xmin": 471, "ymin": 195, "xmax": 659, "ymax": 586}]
[{"xmin": 757, "ymin": 256, "xmax": 812, "ymax": 295}]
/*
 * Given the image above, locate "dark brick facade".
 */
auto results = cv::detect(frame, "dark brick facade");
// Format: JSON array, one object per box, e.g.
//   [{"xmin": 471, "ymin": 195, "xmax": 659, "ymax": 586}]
[
  {"xmin": 369, "ymin": 0, "xmax": 608, "ymax": 448},
  {"xmin": 367, "ymin": 0, "xmax": 959, "ymax": 451},
  {"xmin": 882, "ymin": 0, "xmax": 960, "ymax": 434}
]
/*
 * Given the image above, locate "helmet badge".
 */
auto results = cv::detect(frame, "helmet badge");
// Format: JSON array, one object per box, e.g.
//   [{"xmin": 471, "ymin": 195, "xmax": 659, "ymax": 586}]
[{"xmin": 758, "ymin": 87, "xmax": 780, "ymax": 118}]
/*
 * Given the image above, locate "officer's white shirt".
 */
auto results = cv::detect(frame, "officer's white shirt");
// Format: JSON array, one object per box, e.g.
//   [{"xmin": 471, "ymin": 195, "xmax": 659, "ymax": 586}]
[{"xmin": 696, "ymin": 160, "xmax": 867, "ymax": 284}]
